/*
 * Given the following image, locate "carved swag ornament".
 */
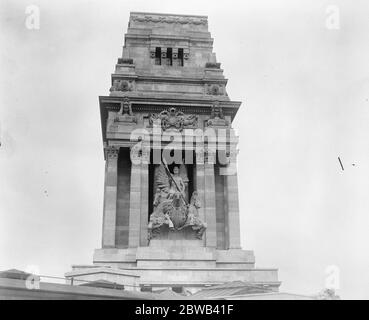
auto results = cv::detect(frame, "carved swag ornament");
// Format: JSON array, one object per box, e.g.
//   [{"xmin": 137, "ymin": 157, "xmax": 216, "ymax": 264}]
[{"xmin": 110, "ymin": 79, "xmax": 135, "ymax": 92}]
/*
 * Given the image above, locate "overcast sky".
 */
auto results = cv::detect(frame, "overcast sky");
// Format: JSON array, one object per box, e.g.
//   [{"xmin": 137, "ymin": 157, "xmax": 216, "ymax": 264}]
[{"xmin": 1, "ymin": 0, "xmax": 369, "ymax": 299}]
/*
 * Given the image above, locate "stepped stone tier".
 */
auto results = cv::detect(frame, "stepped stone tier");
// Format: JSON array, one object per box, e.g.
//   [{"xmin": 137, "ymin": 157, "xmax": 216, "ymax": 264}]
[{"xmin": 66, "ymin": 12, "xmax": 280, "ymax": 294}]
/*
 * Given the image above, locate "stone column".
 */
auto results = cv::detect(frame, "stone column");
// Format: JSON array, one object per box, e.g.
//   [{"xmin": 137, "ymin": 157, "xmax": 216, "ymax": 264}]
[
  {"xmin": 204, "ymin": 150, "xmax": 217, "ymax": 248},
  {"xmin": 196, "ymin": 148, "xmax": 217, "ymax": 247},
  {"xmin": 139, "ymin": 146, "xmax": 150, "ymax": 246},
  {"xmin": 226, "ymin": 173, "xmax": 241, "ymax": 249},
  {"xmin": 102, "ymin": 147, "xmax": 119, "ymax": 248},
  {"xmin": 128, "ymin": 149, "xmax": 141, "ymax": 248},
  {"xmin": 225, "ymin": 149, "xmax": 241, "ymax": 249},
  {"xmin": 195, "ymin": 148, "xmax": 206, "ymax": 223}
]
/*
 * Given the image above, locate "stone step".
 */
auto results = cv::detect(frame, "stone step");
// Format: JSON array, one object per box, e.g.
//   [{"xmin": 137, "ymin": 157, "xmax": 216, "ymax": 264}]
[
  {"xmin": 136, "ymin": 246, "xmax": 215, "ymax": 261},
  {"xmin": 137, "ymin": 260, "xmax": 216, "ymax": 268},
  {"xmin": 136, "ymin": 267, "xmax": 280, "ymax": 285},
  {"xmin": 149, "ymin": 239, "xmax": 204, "ymax": 247}
]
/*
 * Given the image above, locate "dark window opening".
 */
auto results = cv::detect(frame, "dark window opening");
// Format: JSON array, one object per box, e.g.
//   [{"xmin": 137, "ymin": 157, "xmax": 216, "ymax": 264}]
[
  {"xmin": 167, "ymin": 48, "xmax": 173, "ymax": 66},
  {"xmin": 155, "ymin": 47, "xmax": 161, "ymax": 65},
  {"xmin": 153, "ymin": 47, "xmax": 184, "ymax": 67},
  {"xmin": 178, "ymin": 48, "xmax": 184, "ymax": 66}
]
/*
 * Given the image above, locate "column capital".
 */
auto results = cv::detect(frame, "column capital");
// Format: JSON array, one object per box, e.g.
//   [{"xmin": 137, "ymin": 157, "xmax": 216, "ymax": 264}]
[
  {"xmin": 226, "ymin": 147, "xmax": 239, "ymax": 168},
  {"xmin": 227, "ymin": 147, "xmax": 239, "ymax": 159},
  {"xmin": 220, "ymin": 147, "xmax": 238, "ymax": 176},
  {"xmin": 141, "ymin": 145, "xmax": 151, "ymax": 164},
  {"xmin": 195, "ymin": 147, "xmax": 205, "ymax": 164},
  {"xmin": 130, "ymin": 144, "xmax": 151, "ymax": 165},
  {"xmin": 106, "ymin": 146, "xmax": 119, "ymax": 159},
  {"xmin": 205, "ymin": 149, "xmax": 216, "ymax": 165}
]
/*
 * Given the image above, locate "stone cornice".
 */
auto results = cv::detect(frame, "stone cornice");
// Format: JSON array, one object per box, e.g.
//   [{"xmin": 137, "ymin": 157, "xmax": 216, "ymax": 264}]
[
  {"xmin": 99, "ymin": 95, "xmax": 241, "ymax": 110},
  {"xmin": 130, "ymin": 12, "xmax": 208, "ymax": 19},
  {"xmin": 125, "ymin": 33, "xmax": 213, "ymax": 43},
  {"xmin": 99, "ymin": 95, "xmax": 242, "ymax": 151},
  {"xmin": 111, "ymin": 74, "xmax": 228, "ymax": 85}
]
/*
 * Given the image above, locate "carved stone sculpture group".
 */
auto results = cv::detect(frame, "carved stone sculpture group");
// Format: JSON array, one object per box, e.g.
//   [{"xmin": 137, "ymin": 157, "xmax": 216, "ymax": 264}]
[{"xmin": 148, "ymin": 164, "xmax": 207, "ymax": 241}]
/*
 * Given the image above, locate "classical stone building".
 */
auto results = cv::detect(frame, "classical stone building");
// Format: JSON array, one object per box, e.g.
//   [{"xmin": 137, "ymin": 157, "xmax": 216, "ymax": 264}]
[{"xmin": 66, "ymin": 12, "xmax": 280, "ymax": 294}]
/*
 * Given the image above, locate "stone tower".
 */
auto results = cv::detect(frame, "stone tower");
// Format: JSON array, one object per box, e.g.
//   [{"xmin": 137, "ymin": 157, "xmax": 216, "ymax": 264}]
[{"xmin": 66, "ymin": 12, "xmax": 280, "ymax": 294}]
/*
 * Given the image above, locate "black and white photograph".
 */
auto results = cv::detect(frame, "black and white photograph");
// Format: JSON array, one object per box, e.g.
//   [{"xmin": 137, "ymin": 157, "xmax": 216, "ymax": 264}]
[{"xmin": 0, "ymin": 0, "xmax": 368, "ymax": 305}]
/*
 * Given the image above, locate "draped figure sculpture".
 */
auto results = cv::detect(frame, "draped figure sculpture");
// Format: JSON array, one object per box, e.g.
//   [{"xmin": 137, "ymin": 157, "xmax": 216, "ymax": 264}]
[{"xmin": 147, "ymin": 164, "xmax": 207, "ymax": 241}]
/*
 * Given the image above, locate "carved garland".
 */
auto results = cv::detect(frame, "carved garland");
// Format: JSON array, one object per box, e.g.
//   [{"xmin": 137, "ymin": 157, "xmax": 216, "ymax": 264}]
[
  {"xmin": 110, "ymin": 80, "xmax": 135, "ymax": 92},
  {"xmin": 131, "ymin": 15, "xmax": 207, "ymax": 25}
]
